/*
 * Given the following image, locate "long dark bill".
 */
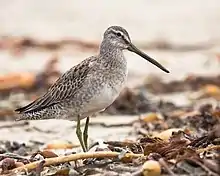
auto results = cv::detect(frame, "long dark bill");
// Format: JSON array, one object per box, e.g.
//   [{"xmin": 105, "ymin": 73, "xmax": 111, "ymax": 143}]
[{"xmin": 128, "ymin": 43, "xmax": 169, "ymax": 73}]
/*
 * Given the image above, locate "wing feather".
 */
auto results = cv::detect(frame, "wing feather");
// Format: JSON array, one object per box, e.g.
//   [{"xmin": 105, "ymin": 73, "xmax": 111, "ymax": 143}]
[{"xmin": 15, "ymin": 56, "xmax": 97, "ymax": 113}]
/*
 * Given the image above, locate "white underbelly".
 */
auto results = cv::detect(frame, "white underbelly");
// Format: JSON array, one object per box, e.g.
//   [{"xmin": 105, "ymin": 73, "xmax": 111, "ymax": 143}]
[{"xmin": 82, "ymin": 83, "xmax": 124, "ymax": 115}]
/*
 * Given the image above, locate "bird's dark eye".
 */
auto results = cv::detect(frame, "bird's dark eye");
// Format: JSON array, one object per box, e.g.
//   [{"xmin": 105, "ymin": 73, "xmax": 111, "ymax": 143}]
[{"xmin": 116, "ymin": 32, "xmax": 122, "ymax": 37}]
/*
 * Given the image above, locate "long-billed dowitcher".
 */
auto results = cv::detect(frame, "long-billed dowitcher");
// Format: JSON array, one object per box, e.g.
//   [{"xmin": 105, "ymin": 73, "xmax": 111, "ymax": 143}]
[{"xmin": 15, "ymin": 26, "xmax": 169, "ymax": 152}]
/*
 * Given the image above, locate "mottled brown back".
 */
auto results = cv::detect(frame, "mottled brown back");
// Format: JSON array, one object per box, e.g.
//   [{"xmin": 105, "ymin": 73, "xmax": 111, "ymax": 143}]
[{"xmin": 15, "ymin": 56, "xmax": 97, "ymax": 113}]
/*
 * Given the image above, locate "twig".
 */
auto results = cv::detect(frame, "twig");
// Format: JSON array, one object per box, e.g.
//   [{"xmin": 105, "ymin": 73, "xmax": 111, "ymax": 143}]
[
  {"xmin": 196, "ymin": 145, "xmax": 220, "ymax": 153},
  {"xmin": 32, "ymin": 126, "xmax": 56, "ymax": 133},
  {"xmin": 0, "ymin": 121, "xmax": 29, "ymax": 129},
  {"xmin": 11, "ymin": 151, "xmax": 143, "ymax": 173},
  {"xmin": 187, "ymin": 158, "xmax": 219, "ymax": 176},
  {"xmin": 79, "ymin": 121, "xmax": 134, "ymax": 128},
  {"xmin": 0, "ymin": 153, "xmax": 28, "ymax": 161},
  {"xmin": 158, "ymin": 158, "xmax": 177, "ymax": 176}
]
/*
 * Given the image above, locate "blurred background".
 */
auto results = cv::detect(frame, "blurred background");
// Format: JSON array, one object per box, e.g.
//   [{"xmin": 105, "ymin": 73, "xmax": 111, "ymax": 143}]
[{"xmin": 0, "ymin": 0, "xmax": 220, "ymax": 144}]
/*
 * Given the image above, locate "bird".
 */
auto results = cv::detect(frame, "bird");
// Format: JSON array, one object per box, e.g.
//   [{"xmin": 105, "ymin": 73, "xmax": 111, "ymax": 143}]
[{"xmin": 15, "ymin": 26, "xmax": 169, "ymax": 152}]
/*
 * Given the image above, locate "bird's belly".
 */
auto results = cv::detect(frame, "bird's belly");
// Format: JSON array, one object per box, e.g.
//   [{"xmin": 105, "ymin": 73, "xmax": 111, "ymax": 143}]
[{"xmin": 80, "ymin": 83, "xmax": 124, "ymax": 117}]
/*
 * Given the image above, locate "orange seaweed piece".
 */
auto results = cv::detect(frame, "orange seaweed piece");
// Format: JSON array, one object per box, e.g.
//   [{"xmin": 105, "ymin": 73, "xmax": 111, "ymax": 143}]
[
  {"xmin": 0, "ymin": 73, "xmax": 35, "ymax": 91},
  {"xmin": 44, "ymin": 141, "xmax": 77, "ymax": 150}
]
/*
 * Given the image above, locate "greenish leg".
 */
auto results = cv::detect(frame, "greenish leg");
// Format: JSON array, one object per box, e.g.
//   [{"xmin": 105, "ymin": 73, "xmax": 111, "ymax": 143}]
[
  {"xmin": 76, "ymin": 116, "xmax": 87, "ymax": 152},
  {"xmin": 83, "ymin": 117, "xmax": 90, "ymax": 151}
]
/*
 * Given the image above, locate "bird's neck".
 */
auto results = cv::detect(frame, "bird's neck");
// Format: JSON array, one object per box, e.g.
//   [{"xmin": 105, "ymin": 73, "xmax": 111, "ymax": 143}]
[
  {"xmin": 99, "ymin": 40, "xmax": 128, "ymax": 80},
  {"xmin": 100, "ymin": 40, "xmax": 116, "ymax": 54},
  {"xmin": 99, "ymin": 40, "xmax": 125, "ymax": 63}
]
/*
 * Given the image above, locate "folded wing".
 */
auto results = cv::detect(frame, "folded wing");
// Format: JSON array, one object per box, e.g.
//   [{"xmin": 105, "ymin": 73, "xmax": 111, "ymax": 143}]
[{"xmin": 15, "ymin": 56, "xmax": 97, "ymax": 113}]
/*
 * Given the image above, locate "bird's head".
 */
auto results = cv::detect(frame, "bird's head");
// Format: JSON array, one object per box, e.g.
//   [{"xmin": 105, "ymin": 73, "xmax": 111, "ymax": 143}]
[{"xmin": 103, "ymin": 26, "xmax": 169, "ymax": 73}]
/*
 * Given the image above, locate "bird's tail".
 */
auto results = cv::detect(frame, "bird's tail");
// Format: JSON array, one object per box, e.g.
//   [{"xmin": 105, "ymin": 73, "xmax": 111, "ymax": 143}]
[
  {"xmin": 15, "ymin": 108, "xmax": 55, "ymax": 121},
  {"xmin": 16, "ymin": 112, "xmax": 42, "ymax": 121}
]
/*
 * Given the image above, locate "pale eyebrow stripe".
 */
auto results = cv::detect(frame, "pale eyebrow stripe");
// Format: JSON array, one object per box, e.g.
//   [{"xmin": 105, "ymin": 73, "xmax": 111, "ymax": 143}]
[
  {"xmin": 109, "ymin": 29, "xmax": 130, "ymax": 43},
  {"xmin": 108, "ymin": 29, "xmax": 130, "ymax": 43},
  {"xmin": 110, "ymin": 29, "xmax": 124, "ymax": 36}
]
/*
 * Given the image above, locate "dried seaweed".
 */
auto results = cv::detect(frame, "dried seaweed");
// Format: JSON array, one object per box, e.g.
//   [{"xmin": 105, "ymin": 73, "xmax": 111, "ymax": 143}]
[{"xmin": 140, "ymin": 74, "xmax": 220, "ymax": 94}]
